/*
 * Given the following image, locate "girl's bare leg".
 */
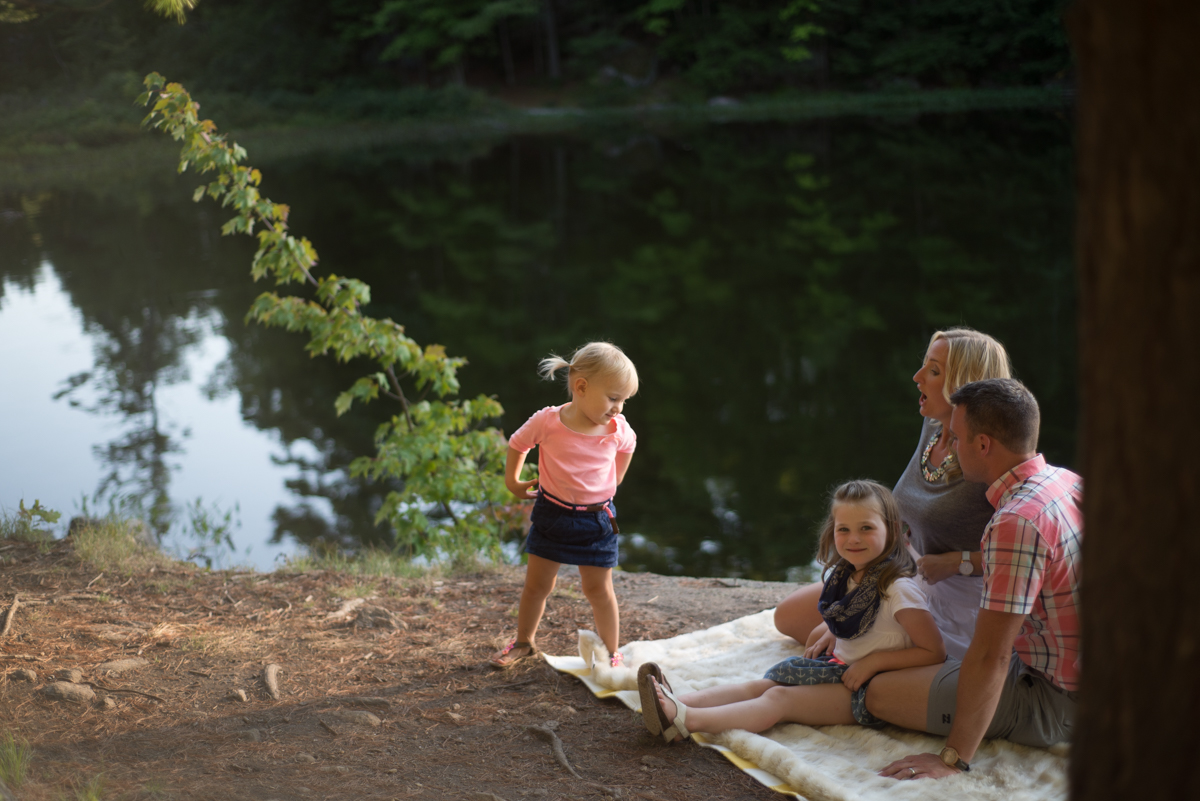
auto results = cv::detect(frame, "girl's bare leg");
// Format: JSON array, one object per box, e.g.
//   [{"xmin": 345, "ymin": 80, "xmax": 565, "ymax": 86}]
[
  {"xmin": 678, "ymin": 679, "xmax": 778, "ymax": 709},
  {"xmin": 773, "ymin": 581, "xmax": 824, "ymax": 644},
  {"xmin": 579, "ymin": 565, "xmax": 619, "ymax": 654},
  {"xmin": 655, "ymin": 679, "xmax": 856, "ymax": 736}
]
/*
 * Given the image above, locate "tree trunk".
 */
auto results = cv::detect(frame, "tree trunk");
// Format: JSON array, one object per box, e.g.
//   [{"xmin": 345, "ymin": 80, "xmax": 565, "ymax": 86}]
[
  {"xmin": 499, "ymin": 18, "xmax": 515, "ymax": 86},
  {"xmin": 1069, "ymin": 2, "xmax": 1200, "ymax": 800},
  {"xmin": 543, "ymin": 0, "xmax": 561, "ymax": 80}
]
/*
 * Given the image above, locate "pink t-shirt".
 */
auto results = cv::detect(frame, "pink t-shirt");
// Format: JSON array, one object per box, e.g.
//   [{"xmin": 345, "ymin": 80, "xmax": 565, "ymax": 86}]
[{"xmin": 508, "ymin": 405, "xmax": 637, "ymax": 506}]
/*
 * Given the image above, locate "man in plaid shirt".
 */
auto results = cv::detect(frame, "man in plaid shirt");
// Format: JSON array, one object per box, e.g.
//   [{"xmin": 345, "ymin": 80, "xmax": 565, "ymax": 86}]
[{"xmin": 873, "ymin": 378, "xmax": 1082, "ymax": 781}]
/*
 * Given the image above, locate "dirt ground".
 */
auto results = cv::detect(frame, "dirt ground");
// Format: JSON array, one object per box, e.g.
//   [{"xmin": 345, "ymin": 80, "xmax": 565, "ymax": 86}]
[{"xmin": 0, "ymin": 535, "xmax": 797, "ymax": 801}]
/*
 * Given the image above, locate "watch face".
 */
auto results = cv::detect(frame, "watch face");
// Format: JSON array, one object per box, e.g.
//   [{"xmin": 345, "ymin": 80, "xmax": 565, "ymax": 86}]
[
  {"xmin": 958, "ymin": 560, "xmax": 972, "ymax": 576},
  {"xmin": 940, "ymin": 747, "xmax": 960, "ymax": 766}
]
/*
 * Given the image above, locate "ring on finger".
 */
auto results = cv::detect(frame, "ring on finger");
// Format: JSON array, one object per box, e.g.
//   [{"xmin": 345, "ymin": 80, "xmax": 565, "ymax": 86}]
[{"xmin": 908, "ymin": 767, "xmax": 917, "ymax": 778}]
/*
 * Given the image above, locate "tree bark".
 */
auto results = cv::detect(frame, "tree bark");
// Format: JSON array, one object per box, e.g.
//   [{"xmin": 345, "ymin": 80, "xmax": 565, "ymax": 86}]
[
  {"xmin": 499, "ymin": 18, "xmax": 516, "ymax": 86},
  {"xmin": 543, "ymin": 0, "xmax": 561, "ymax": 80},
  {"xmin": 1069, "ymin": 2, "xmax": 1200, "ymax": 799}
]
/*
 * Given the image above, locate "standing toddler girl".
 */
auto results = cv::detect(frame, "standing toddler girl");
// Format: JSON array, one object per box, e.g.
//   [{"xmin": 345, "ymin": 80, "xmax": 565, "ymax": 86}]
[
  {"xmin": 638, "ymin": 480, "xmax": 946, "ymax": 741},
  {"xmin": 490, "ymin": 342, "xmax": 639, "ymax": 669}
]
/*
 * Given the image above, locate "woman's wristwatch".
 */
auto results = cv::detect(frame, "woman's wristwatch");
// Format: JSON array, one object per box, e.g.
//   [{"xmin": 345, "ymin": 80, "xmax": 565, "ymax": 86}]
[
  {"xmin": 957, "ymin": 551, "xmax": 973, "ymax": 576},
  {"xmin": 939, "ymin": 746, "xmax": 970, "ymax": 772}
]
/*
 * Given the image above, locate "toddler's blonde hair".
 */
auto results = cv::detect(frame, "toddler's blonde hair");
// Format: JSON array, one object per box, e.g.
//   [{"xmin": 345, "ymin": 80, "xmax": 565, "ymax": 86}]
[{"xmin": 538, "ymin": 342, "xmax": 639, "ymax": 397}]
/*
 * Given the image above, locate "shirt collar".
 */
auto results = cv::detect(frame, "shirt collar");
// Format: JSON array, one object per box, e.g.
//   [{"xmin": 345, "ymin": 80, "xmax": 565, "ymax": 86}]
[{"xmin": 985, "ymin": 454, "xmax": 1047, "ymax": 509}]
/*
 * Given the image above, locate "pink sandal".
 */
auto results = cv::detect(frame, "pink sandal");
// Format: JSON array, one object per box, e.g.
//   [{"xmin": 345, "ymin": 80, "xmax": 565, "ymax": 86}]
[{"xmin": 489, "ymin": 639, "xmax": 538, "ymax": 669}]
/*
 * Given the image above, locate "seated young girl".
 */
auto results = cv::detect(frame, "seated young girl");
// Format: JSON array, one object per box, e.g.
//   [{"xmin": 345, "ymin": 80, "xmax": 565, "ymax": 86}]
[{"xmin": 638, "ymin": 479, "xmax": 946, "ymax": 743}]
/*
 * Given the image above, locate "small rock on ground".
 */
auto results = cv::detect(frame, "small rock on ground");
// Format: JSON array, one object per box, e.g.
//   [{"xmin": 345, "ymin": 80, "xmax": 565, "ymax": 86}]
[
  {"xmin": 324, "ymin": 710, "xmax": 381, "ymax": 728},
  {"xmin": 10, "ymin": 668, "xmax": 37, "ymax": 682},
  {"xmin": 95, "ymin": 657, "xmax": 149, "ymax": 674},
  {"xmin": 55, "ymin": 668, "xmax": 83, "ymax": 683},
  {"xmin": 40, "ymin": 682, "xmax": 96, "ymax": 704}
]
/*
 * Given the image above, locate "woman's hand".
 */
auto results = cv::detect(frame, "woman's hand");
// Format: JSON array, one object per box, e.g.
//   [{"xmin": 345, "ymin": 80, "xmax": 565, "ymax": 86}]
[
  {"xmin": 804, "ymin": 624, "xmax": 836, "ymax": 658},
  {"xmin": 916, "ymin": 552, "xmax": 963, "ymax": 585}
]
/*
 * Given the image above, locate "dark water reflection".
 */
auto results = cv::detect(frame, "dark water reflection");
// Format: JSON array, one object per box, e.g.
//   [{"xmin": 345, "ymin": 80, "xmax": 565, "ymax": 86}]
[{"xmin": 0, "ymin": 110, "xmax": 1075, "ymax": 579}]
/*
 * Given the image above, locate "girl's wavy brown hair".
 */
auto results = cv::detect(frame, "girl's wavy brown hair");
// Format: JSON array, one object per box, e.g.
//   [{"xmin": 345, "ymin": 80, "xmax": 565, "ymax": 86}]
[{"xmin": 815, "ymin": 479, "xmax": 915, "ymax": 596}]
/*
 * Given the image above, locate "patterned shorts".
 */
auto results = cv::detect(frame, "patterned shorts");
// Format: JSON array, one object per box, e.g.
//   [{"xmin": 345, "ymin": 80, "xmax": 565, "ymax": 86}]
[{"xmin": 763, "ymin": 654, "xmax": 885, "ymax": 727}]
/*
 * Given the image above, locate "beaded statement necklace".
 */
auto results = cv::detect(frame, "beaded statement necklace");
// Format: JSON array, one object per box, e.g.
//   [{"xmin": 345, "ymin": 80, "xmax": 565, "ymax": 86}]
[{"xmin": 920, "ymin": 429, "xmax": 956, "ymax": 482}]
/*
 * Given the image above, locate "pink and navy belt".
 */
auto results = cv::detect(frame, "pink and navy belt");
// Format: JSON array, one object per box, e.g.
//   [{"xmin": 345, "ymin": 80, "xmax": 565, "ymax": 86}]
[{"xmin": 538, "ymin": 488, "xmax": 619, "ymax": 534}]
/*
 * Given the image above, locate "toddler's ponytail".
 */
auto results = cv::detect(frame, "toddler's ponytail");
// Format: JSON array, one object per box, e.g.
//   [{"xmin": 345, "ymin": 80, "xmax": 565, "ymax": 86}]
[
  {"xmin": 537, "ymin": 355, "xmax": 573, "ymax": 382},
  {"xmin": 537, "ymin": 342, "xmax": 639, "ymax": 398}
]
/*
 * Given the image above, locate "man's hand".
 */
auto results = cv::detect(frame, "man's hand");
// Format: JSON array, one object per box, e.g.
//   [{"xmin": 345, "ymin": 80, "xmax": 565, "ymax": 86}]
[{"xmin": 879, "ymin": 752, "xmax": 962, "ymax": 781}]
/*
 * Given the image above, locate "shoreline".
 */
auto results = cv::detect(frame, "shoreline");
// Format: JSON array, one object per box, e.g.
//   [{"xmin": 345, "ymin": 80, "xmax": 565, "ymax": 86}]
[{"xmin": 0, "ymin": 85, "xmax": 1071, "ymax": 193}]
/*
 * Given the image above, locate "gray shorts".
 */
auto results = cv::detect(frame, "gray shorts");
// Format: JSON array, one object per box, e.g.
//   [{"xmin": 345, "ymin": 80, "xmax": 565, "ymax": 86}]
[{"xmin": 926, "ymin": 653, "xmax": 1076, "ymax": 747}]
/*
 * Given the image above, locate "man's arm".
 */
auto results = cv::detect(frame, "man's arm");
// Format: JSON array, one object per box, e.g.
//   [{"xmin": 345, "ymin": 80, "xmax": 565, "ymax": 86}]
[
  {"xmin": 944, "ymin": 608, "xmax": 1025, "ymax": 759},
  {"xmin": 878, "ymin": 608, "xmax": 1026, "ymax": 779}
]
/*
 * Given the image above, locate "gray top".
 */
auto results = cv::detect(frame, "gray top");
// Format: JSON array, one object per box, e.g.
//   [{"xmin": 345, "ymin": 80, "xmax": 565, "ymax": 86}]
[{"xmin": 892, "ymin": 417, "xmax": 996, "ymax": 555}]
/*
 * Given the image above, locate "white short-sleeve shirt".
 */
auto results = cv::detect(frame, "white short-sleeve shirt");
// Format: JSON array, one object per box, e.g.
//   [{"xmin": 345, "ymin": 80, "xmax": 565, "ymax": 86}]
[{"xmin": 832, "ymin": 576, "xmax": 930, "ymax": 665}]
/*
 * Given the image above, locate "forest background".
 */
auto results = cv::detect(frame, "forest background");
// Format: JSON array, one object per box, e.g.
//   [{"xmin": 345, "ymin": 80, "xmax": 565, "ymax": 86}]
[
  {"xmin": 0, "ymin": 0, "xmax": 1078, "ymax": 578},
  {"xmin": 2, "ymin": 0, "xmax": 1072, "ymax": 149}
]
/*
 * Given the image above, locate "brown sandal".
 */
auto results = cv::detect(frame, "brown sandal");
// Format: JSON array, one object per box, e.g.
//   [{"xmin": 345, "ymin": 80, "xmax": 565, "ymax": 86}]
[{"xmin": 489, "ymin": 639, "xmax": 538, "ymax": 668}]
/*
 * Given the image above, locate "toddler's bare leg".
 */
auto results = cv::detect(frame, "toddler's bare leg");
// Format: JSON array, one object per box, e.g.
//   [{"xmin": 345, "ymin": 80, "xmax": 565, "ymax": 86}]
[
  {"xmin": 578, "ymin": 565, "xmax": 619, "ymax": 654},
  {"xmin": 516, "ymin": 554, "xmax": 560, "ymax": 645}
]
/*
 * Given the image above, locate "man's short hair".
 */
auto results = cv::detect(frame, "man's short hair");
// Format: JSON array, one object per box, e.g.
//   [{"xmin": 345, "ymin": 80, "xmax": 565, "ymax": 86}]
[{"xmin": 949, "ymin": 378, "xmax": 1040, "ymax": 454}]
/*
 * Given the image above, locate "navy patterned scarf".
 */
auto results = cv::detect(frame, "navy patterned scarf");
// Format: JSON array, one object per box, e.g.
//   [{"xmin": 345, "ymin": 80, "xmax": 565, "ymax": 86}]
[{"xmin": 817, "ymin": 557, "xmax": 892, "ymax": 641}]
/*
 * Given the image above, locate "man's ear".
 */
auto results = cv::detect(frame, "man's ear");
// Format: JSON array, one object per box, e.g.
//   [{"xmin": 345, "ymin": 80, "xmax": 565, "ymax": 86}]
[{"xmin": 976, "ymin": 433, "xmax": 993, "ymax": 458}]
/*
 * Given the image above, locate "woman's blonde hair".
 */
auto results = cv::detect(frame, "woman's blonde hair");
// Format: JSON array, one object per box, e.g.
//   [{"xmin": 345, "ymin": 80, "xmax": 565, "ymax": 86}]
[
  {"xmin": 930, "ymin": 327, "xmax": 1012, "ymax": 402},
  {"xmin": 929, "ymin": 327, "xmax": 1012, "ymax": 481},
  {"xmin": 815, "ymin": 480, "xmax": 914, "ymax": 596},
  {"xmin": 538, "ymin": 342, "xmax": 639, "ymax": 397}
]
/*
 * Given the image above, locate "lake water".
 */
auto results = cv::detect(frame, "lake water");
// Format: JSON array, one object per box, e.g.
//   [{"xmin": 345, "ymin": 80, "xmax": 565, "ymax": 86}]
[{"xmin": 0, "ymin": 108, "xmax": 1076, "ymax": 578}]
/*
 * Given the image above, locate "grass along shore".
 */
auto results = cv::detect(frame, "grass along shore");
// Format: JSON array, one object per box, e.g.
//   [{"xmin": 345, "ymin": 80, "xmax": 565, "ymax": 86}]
[{"xmin": 1, "ymin": 84, "xmax": 1070, "ymax": 194}]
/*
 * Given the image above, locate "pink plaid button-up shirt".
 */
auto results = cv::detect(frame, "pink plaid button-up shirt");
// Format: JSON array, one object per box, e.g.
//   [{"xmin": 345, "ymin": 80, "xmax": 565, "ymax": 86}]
[{"xmin": 980, "ymin": 455, "xmax": 1083, "ymax": 691}]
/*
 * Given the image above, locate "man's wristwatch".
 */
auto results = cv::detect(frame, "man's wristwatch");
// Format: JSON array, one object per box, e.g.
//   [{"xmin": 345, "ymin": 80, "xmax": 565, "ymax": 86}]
[
  {"xmin": 957, "ymin": 551, "xmax": 973, "ymax": 576},
  {"xmin": 939, "ymin": 746, "xmax": 970, "ymax": 772}
]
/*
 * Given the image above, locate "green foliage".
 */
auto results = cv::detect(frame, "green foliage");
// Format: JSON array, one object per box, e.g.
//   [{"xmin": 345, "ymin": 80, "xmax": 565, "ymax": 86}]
[
  {"xmin": 367, "ymin": 0, "xmax": 538, "ymax": 75},
  {"xmin": 780, "ymin": 0, "xmax": 824, "ymax": 63},
  {"xmin": 0, "ymin": 500, "xmax": 60, "ymax": 544},
  {"xmin": 145, "ymin": 0, "xmax": 199, "ymax": 22},
  {"xmin": 19, "ymin": 499, "xmax": 61, "ymax": 526},
  {"xmin": 139, "ymin": 73, "xmax": 516, "ymax": 561},
  {"xmin": 70, "ymin": 516, "xmax": 175, "ymax": 574},
  {"xmin": 62, "ymin": 773, "xmax": 106, "ymax": 801},
  {"xmin": 1, "ymin": 0, "xmax": 1069, "ymax": 101},
  {"xmin": 181, "ymin": 498, "xmax": 240, "ymax": 569},
  {"xmin": 0, "ymin": 732, "xmax": 31, "ymax": 789}
]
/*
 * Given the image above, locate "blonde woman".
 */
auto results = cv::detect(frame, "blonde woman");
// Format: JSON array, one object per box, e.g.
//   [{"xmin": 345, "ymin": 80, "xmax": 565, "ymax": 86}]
[{"xmin": 775, "ymin": 328, "xmax": 1012, "ymax": 660}]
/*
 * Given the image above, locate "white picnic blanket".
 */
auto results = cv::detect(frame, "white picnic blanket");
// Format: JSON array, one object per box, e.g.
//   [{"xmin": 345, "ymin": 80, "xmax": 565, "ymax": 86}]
[{"xmin": 544, "ymin": 609, "xmax": 1068, "ymax": 801}]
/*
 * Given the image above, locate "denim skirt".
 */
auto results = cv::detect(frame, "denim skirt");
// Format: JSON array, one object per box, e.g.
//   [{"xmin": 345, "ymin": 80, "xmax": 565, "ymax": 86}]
[
  {"xmin": 764, "ymin": 654, "xmax": 885, "ymax": 727},
  {"xmin": 523, "ymin": 496, "xmax": 619, "ymax": 568}
]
